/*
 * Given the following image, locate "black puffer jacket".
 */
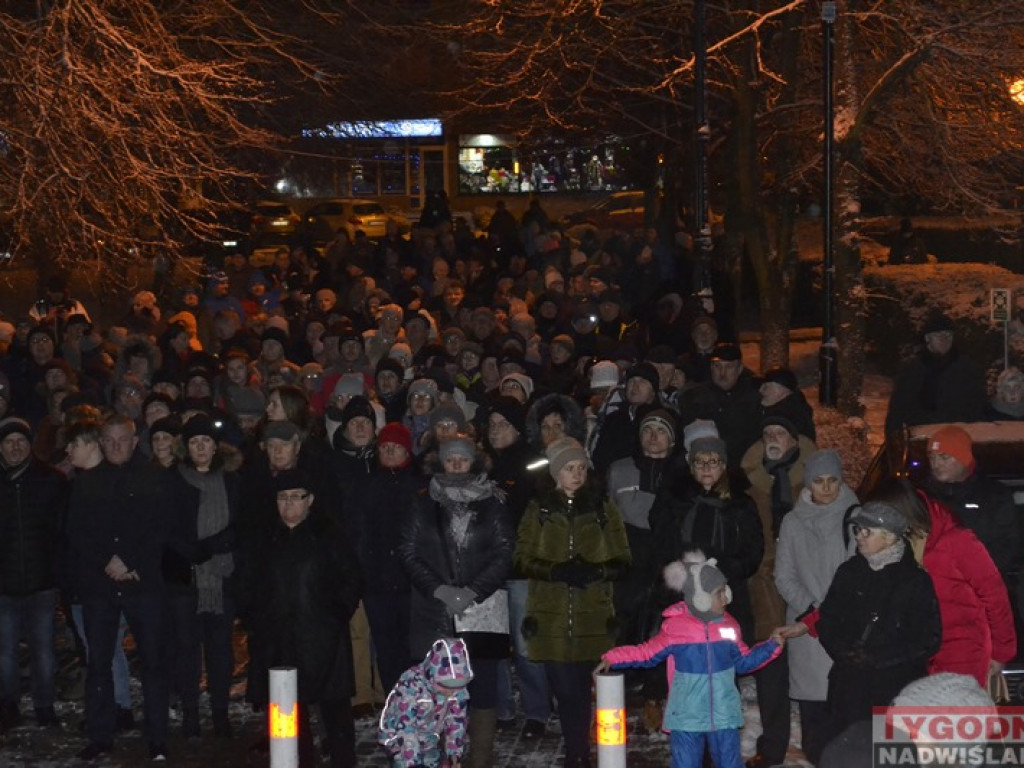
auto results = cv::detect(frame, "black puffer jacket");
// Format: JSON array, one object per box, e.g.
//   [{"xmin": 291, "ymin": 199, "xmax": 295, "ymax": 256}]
[
  {"xmin": 487, "ymin": 439, "xmax": 537, "ymax": 533},
  {"xmin": 241, "ymin": 511, "xmax": 362, "ymax": 704},
  {"xmin": 347, "ymin": 464, "xmax": 426, "ymax": 597},
  {"xmin": 399, "ymin": 477, "xmax": 513, "ymax": 659},
  {"xmin": 817, "ymin": 543, "xmax": 941, "ymax": 731},
  {"xmin": 0, "ymin": 457, "xmax": 67, "ymax": 596},
  {"xmin": 920, "ymin": 472, "xmax": 1020, "ymax": 575},
  {"xmin": 649, "ymin": 477, "xmax": 763, "ymax": 643}
]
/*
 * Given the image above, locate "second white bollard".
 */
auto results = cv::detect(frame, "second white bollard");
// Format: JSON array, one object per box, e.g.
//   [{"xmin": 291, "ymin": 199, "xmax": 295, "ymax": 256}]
[
  {"xmin": 595, "ymin": 672, "xmax": 627, "ymax": 768},
  {"xmin": 269, "ymin": 666, "xmax": 299, "ymax": 768}
]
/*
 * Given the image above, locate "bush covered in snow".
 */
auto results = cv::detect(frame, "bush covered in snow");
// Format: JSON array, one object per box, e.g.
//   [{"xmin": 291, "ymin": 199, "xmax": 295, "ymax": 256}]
[{"xmin": 864, "ymin": 264, "xmax": 1024, "ymax": 386}]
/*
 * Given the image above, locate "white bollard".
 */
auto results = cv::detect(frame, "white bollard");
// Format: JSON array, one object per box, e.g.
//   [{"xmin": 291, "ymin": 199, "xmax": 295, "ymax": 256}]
[
  {"xmin": 595, "ymin": 672, "xmax": 627, "ymax": 768},
  {"xmin": 269, "ymin": 666, "xmax": 299, "ymax": 768}
]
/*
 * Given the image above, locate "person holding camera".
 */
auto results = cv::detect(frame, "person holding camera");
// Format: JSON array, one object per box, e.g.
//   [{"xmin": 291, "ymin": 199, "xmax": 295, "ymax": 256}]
[{"xmin": 28, "ymin": 275, "xmax": 91, "ymax": 333}]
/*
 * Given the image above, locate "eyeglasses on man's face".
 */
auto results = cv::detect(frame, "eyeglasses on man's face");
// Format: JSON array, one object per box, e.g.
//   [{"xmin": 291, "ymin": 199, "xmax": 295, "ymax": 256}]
[{"xmin": 277, "ymin": 492, "xmax": 309, "ymax": 504}]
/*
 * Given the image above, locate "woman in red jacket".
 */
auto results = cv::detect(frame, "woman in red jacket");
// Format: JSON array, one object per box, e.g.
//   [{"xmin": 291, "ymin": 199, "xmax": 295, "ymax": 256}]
[
  {"xmin": 894, "ymin": 482, "xmax": 1016, "ymax": 687},
  {"xmin": 781, "ymin": 479, "xmax": 1016, "ymax": 693}
]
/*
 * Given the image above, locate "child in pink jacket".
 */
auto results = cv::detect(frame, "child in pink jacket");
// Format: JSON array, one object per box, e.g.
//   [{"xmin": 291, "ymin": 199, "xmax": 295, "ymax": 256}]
[{"xmin": 597, "ymin": 554, "xmax": 783, "ymax": 768}]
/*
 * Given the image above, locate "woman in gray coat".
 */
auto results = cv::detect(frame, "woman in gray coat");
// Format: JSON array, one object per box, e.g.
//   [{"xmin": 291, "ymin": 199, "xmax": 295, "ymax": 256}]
[{"xmin": 773, "ymin": 449, "xmax": 856, "ymax": 766}]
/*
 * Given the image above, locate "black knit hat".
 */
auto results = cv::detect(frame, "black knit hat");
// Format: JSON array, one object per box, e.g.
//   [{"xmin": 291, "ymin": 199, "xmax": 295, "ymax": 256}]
[
  {"xmin": 762, "ymin": 414, "xmax": 798, "ymax": 438},
  {"xmin": 375, "ymin": 356, "xmax": 405, "ymax": 381},
  {"xmin": 762, "ymin": 366, "xmax": 799, "ymax": 393},
  {"xmin": 181, "ymin": 413, "xmax": 219, "ymax": 442},
  {"xmin": 149, "ymin": 415, "xmax": 181, "ymax": 438},
  {"xmin": 272, "ymin": 468, "xmax": 312, "ymax": 494},
  {"xmin": 340, "ymin": 395, "xmax": 375, "ymax": 429},
  {"xmin": 260, "ymin": 327, "xmax": 289, "ymax": 347},
  {"xmin": 488, "ymin": 396, "xmax": 527, "ymax": 436},
  {"xmin": 625, "ymin": 362, "xmax": 660, "ymax": 393}
]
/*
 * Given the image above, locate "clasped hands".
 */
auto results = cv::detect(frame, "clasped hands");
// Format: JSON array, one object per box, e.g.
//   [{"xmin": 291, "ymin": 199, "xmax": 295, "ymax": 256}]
[
  {"xmin": 551, "ymin": 558, "xmax": 604, "ymax": 589},
  {"xmin": 433, "ymin": 585, "xmax": 477, "ymax": 617},
  {"xmin": 105, "ymin": 555, "xmax": 140, "ymax": 582}
]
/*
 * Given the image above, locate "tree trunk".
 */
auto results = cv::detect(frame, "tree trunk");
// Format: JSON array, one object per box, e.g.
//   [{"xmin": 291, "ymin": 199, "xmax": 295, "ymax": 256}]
[
  {"xmin": 834, "ymin": 5, "xmax": 866, "ymax": 416},
  {"xmin": 729, "ymin": 18, "xmax": 798, "ymax": 373}
]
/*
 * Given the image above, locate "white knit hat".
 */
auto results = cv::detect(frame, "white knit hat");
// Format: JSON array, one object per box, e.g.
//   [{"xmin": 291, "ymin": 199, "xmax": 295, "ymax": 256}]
[
  {"xmin": 891, "ymin": 673, "xmax": 994, "ymax": 710},
  {"xmin": 589, "ymin": 360, "xmax": 619, "ymax": 390}
]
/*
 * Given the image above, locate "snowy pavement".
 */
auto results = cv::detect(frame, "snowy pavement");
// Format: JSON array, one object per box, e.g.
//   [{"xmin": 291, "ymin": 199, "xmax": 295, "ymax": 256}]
[{"xmin": 1, "ymin": 669, "xmax": 812, "ymax": 767}]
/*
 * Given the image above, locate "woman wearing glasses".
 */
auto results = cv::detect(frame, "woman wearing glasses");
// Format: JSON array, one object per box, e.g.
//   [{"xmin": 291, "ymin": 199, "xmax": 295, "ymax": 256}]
[
  {"xmin": 816, "ymin": 499, "xmax": 940, "ymax": 735},
  {"xmin": 650, "ymin": 435, "xmax": 764, "ymax": 645}
]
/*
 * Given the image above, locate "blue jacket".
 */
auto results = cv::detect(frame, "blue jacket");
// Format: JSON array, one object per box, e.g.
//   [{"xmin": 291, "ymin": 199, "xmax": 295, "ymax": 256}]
[{"xmin": 603, "ymin": 602, "xmax": 780, "ymax": 731}]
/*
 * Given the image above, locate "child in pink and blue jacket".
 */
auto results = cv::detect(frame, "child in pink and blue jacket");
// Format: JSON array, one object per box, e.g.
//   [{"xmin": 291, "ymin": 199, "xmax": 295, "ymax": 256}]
[
  {"xmin": 597, "ymin": 554, "xmax": 784, "ymax": 768},
  {"xmin": 378, "ymin": 637, "xmax": 473, "ymax": 767}
]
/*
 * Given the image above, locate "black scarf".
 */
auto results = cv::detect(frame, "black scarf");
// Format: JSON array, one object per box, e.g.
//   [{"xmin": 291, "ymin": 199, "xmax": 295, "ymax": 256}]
[{"xmin": 763, "ymin": 447, "xmax": 799, "ymax": 537}]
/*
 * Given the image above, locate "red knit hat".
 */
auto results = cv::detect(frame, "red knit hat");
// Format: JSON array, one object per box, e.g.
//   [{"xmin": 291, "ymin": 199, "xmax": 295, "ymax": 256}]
[
  {"xmin": 927, "ymin": 425, "xmax": 974, "ymax": 471},
  {"xmin": 378, "ymin": 422, "xmax": 413, "ymax": 456}
]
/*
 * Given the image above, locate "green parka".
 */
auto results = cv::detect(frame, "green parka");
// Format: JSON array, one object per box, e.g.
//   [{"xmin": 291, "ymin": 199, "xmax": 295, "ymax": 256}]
[{"xmin": 514, "ymin": 481, "xmax": 631, "ymax": 663}]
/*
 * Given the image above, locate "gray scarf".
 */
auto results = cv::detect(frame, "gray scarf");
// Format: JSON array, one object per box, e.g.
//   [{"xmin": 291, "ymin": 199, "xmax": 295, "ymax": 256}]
[
  {"xmin": 179, "ymin": 465, "xmax": 235, "ymax": 613},
  {"xmin": 429, "ymin": 472, "xmax": 504, "ymax": 550},
  {"xmin": 864, "ymin": 537, "xmax": 905, "ymax": 572}
]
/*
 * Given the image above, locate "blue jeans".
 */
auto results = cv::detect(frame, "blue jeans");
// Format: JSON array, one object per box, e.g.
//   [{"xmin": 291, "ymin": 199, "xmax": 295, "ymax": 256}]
[
  {"xmin": 507, "ymin": 579, "xmax": 550, "ymax": 723},
  {"xmin": 82, "ymin": 595, "xmax": 168, "ymax": 745},
  {"xmin": 71, "ymin": 604, "xmax": 132, "ymax": 709},
  {"xmin": 0, "ymin": 589, "xmax": 58, "ymax": 709}
]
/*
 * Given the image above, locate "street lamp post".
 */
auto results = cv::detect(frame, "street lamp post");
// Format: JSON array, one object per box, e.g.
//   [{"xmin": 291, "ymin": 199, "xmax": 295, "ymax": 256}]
[
  {"xmin": 694, "ymin": 0, "xmax": 713, "ymax": 296},
  {"xmin": 819, "ymin": 0, "xmax": 838, "ymax": 406}
]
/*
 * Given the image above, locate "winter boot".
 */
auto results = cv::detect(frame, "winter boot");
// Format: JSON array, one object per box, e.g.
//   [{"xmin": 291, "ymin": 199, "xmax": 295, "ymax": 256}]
[
  {"xmin": 35, "ymin": 706, "xmax": 59, "ymax": 727},
  {"xmin": 212, "ymin": 708, "xmax": 233, "ymax": 738},
  {"xmin": 465, "ymin": 708, "xmax": 497, "ymax": 768},
  {"xmin": 0, "ymin": 701, "xmax": 21, "ymax": 732},
  {"xmin": 116, "ymin": 706, "xmax": 135, "ymax": 732},
  {"xmin": 182, "ymin": 707, "xmax": 200, "ymax": 739}
]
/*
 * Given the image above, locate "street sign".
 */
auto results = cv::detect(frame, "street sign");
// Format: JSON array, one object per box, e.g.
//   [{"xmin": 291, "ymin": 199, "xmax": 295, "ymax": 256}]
[{"xmin": 993, "ymin": 288, "xmax": 1010, "ymax": 323}]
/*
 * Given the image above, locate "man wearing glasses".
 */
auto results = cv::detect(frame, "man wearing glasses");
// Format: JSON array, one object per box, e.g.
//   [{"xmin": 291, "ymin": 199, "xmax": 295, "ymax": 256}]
[
  {"xmin": 240, "ymin": 469, "xmax": 362, "ymax": 768},
  {"xmin": 740, "ymin": 415, "xmax": 818, "ymax": 768}
]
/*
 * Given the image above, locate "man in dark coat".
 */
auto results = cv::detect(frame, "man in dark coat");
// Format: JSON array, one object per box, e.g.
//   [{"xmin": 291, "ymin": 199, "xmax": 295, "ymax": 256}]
[
  {"xmin": 919, "ymin": 425, "xmax": 1020, "ymax": 576},
  {"xmin": 344, "ymin": 423, "xmax": 425, "ymax": 694},
  {"xmin": 678, "ymin": 342, "xmax": 762, "ymax": 467},
  {"xmin": 885, "ymin": 312, "xmax": 986, "ymax": 436},
  {"xmin": 484, "ymin": 397, "xmax": 549, "ymax": 737},
  {"xmin": 0, "ymin": 417, "xmax": 68, "ymax": 730},
  {"xmin": 590, "ymin": 362, "xmax": 662, "ymax": 476},
  {"xmin": 67, "ymin": 415, "xmax": 173, "ymax": 761},
  {"xmin": 241, "ymin": 468, "xmax": 362, "ymax": 768}
]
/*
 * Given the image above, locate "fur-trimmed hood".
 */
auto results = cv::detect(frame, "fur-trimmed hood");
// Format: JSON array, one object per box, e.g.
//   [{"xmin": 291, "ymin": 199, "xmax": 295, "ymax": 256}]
[
  {"xmin": 112, "ymin": 334, "xmax": 162, "ymax": 385},
  {"xmin": 525, "ymin": 393, "xmax": 587, "ymax": 452}
]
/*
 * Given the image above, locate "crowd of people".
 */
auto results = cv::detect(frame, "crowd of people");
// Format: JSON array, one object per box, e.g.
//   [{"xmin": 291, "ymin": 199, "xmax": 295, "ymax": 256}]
[{"xmin": 0, "ymin": 199, "xmax": 1018, "ymax": 768}]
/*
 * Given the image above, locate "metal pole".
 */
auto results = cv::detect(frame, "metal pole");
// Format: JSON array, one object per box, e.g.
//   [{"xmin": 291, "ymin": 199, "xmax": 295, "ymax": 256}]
[
  {"xmin": 694, "ymin": 0, "xmax": 713, "ymax": 296},
  {"xmin": 595, "ymin": 672, "xmax": 627, "ymax": 768},
  {"xmin": 819, "ymin": 1, "xmax": 839, "ymax": 406},
  {"xmin": 269, "ymin": 667, "xmax": 299, "ymax": 768}
]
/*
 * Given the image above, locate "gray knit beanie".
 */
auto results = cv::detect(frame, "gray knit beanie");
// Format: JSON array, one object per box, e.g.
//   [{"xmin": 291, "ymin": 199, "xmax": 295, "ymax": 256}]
[{"xmin": 803, "ymin": 450, "xmax": 843, "ymax": 489}]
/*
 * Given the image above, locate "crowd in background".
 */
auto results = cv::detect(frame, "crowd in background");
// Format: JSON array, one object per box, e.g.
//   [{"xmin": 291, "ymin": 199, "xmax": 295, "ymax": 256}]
[{"xmin": 0, "ymin": 196, "xmax": 1018, "ymax": 767}]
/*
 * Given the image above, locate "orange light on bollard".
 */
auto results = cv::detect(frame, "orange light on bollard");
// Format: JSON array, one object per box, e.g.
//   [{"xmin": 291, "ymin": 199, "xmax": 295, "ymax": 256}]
[
  {"xmin": 269, "ymin": 667, "xmax": 299, "ymax": 768},
  {"xmin": 596, "ymin": 706, "xmax": 626, "ymax": 745},
  {"xmin": 595, "ymin": 672, "xmax": 627, "ymax": 767},
  {"xmin": 269, "ymin": 702, "xmax": 298, "ymax": 739}
]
